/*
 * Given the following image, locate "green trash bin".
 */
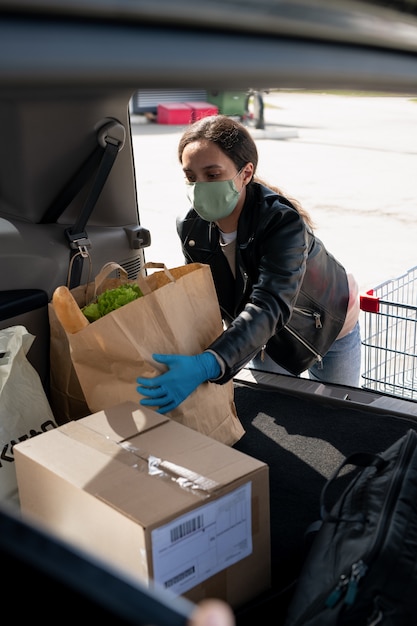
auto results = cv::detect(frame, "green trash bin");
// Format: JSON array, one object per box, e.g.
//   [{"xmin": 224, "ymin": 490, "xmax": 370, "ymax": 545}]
[{"xmin": 206, "ymin": 91, "xmax": 247, "ymax": 116}]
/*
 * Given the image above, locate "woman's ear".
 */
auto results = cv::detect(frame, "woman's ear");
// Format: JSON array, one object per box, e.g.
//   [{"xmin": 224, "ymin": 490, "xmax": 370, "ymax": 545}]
[{"xmin": 242, "ymin": 162, "xmax": 254, "ymax": 185}]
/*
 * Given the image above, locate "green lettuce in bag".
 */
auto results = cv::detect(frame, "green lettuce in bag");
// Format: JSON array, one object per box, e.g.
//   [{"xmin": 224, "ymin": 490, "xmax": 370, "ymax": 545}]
[{"xmin": 82, "ymin": 283, "xmax": 143, "ymax": 322}]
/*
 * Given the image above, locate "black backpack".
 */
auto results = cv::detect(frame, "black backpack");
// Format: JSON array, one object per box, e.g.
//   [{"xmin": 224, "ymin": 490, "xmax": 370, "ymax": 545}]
[{"xmin": 284, "ymin": 428, "xmax": 417, "ymax": 625}]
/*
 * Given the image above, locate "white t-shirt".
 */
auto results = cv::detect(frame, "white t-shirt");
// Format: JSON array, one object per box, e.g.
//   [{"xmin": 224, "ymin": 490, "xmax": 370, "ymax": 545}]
[{"xmin": 219, "ymin": 230, "xmax": 237, "ymax": 278}]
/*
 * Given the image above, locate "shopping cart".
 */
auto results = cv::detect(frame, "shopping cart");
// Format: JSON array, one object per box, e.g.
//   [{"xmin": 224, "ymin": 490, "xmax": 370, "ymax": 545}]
[{"xmin": 360, "ymin": 266, "xmax": 417, "ymax": 400}]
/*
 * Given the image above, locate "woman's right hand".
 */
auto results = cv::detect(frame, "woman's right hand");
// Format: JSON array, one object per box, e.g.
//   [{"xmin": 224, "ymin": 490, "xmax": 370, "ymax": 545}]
[{"xmin": 189, "ymin": 599, "xmax": 235, "ymax": 626}]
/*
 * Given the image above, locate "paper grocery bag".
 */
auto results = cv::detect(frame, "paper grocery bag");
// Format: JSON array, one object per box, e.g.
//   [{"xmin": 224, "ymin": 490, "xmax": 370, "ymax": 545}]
[{"xmin": 49, "ymin": 262, "xmax": 244, "ymax": 445}]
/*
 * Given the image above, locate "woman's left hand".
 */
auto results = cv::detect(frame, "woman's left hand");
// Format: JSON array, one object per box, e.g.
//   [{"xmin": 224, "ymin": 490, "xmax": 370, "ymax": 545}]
[{"xmin": 136, "ymin": 352, "xmax": 220, "ymax": 413}]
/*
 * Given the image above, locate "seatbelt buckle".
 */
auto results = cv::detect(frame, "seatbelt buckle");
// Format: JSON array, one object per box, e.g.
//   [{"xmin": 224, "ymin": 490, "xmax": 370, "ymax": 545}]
[{"xmin": 65, "ymin": 229, "xmax": 92, "ymax": 258}]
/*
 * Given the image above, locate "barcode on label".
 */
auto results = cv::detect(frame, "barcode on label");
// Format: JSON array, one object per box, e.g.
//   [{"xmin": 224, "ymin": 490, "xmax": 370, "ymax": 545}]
[
  {"xmin": 170, "ymin": 514, "xmax": 204, "ymax": 543},
  {"xmin": 164, "ymin": 565, "xmax": 195, "ymax": 589}
]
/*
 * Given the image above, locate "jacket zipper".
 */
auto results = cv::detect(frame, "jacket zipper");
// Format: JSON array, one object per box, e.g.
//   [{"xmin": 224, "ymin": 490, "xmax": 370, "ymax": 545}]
[
  {"xmin": 257, "ymin": 305, "xmax": 323, "ymax": 366},
  {"xmin": 293, "ymin": 306, "xmax": 323, "ymax": 329},
  {"xmin": 291, "ymin": 429, "xmax": 417, "ymax": 624},
  {"xmin": 284, "ymin": 325, "xmax": 323, "ymax": 368}
]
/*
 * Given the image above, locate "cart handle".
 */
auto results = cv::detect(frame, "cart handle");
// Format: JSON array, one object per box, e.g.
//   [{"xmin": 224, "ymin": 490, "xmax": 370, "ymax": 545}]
[{"xmin": 360, "ymin": 290, "xmax": 380, "ymax": 313}]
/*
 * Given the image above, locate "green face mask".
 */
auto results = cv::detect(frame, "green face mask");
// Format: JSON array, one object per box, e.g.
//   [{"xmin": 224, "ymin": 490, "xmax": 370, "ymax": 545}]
[{"xmin": 186, "ymin": 171, "xmax": 242, "ymax": 222}]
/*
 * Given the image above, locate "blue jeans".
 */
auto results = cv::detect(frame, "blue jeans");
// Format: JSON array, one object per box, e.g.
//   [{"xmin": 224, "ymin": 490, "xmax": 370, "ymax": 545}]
[
  {"xmin": 247, "ymin": 322, "xmax": 362, "ymax": 387},
  {"xmin": 308, "ymin": 322, "xmax": 361, "ymax": 387}
]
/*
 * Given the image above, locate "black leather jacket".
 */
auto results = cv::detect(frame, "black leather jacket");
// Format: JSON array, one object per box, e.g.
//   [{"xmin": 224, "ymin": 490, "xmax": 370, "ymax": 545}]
[{"xmin": 176, "ymin": 183, "xmax": 349, "ymax": 382}]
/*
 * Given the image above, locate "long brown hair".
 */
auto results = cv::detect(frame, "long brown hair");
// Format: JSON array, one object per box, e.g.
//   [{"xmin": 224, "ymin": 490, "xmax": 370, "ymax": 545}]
[{"xmin": 178, "ymin": 114, "xmax": 314, "ymax": 229}]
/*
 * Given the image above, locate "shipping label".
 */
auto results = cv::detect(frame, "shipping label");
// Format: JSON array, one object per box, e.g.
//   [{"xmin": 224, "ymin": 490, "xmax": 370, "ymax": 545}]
[{"xmin": 151, "ymin": 482, "xmax": 252, "ymax": 595}]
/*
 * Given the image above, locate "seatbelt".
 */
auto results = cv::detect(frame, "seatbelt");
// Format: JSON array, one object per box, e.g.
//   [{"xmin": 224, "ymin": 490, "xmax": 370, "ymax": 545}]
[{"xmin": 41, "ymin": 119, "xmax": 125, "ymax": 288}]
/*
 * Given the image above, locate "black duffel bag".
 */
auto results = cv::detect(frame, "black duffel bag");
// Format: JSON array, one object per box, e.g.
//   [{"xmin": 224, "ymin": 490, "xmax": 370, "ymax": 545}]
[{"xmin": 284, "ymin": 428, "xmax": 417, "ymax": 626}]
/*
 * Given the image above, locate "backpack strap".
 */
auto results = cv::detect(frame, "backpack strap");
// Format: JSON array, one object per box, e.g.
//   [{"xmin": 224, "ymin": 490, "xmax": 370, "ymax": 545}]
[
  {"xmin": 320, "ymin": 451, "xmax": 388, "ymax": 522},
  {"xmin": 303, "ymin": 451, "xmax": 388, "ymax": 546}
]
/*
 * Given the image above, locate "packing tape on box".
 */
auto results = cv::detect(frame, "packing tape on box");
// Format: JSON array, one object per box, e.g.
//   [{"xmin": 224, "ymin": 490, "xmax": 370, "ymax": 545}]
[
  {"xmin": 141, "ymin": 452, "xmax": 220, "ymax": 494},
  {"xmin": 60, "ymin": 421, "xmax": 220, "ymax": 499}
]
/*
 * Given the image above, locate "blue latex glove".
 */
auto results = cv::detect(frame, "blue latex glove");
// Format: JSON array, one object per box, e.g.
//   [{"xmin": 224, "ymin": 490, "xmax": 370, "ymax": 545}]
[{"xmin": 136, "ymin": 352, "xmax": 221, "ymax": 414}]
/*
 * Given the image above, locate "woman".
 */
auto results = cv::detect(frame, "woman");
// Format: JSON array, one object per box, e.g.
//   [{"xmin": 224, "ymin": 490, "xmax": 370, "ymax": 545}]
[{"xmin": 137, "ymin": 115, "xmax": 361, "ymax": 414}]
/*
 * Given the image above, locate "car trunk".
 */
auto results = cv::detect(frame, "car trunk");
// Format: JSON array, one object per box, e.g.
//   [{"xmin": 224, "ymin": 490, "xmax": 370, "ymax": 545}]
[
  {"xmin": 2, "ymin": 2, "xmax": 417, "ymax": 623},
  {"xmin": 231, "ymin": 369, "xmax": 417, "ymax": 622}
]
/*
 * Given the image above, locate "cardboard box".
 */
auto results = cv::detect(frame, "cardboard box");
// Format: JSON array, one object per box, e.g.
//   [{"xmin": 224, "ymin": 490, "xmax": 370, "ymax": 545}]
[
  {"xmin": 14, "ymin": 401, "xmax": 270, "ymax": 607},
  {"xmin": 184, "ymin": 101, "xmax": 218, "ymax": 121},
  {"xmin": 157, "ymin": 102, "xmax": 192, "ymax": 124}
]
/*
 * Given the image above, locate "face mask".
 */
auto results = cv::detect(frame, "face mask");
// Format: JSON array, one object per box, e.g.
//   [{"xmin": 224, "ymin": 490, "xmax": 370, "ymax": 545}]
[{"xmin": 186, "ymin": 171, "xmax": 242, "ymax": 222}]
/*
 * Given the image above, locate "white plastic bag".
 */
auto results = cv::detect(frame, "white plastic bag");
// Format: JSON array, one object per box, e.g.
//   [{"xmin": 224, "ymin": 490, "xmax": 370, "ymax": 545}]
[{"xmin": 0, "ymin": 325, "xmax": 57, "ymax": 504}]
